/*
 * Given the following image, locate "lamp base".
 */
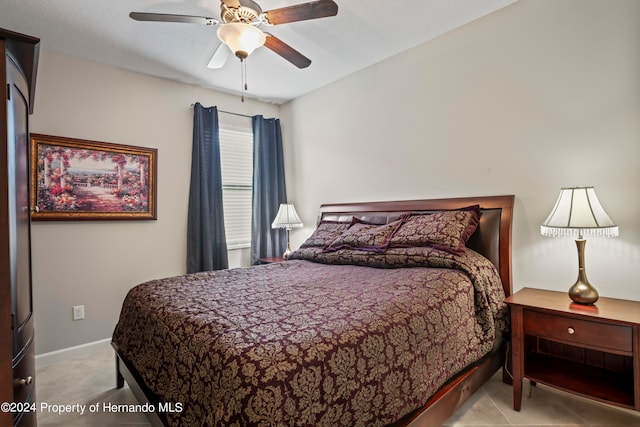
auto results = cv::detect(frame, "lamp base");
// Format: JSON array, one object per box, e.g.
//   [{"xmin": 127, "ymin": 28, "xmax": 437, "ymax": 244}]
[
  {"xmin": 282, "ymin": 229, "xmax": 292, "ymax": 260},
  {"xmin": 568, "ymin": 280, "xmax": 599, "ymax": 305},
  {"xmin": 569, "ymin": 239, "xmax": 599, "ymax": 305}
]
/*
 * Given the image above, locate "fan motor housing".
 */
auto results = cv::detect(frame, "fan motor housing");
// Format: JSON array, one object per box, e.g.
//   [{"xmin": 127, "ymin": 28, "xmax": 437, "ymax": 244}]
[{"xmin": 221, "ymin": 4, "xmax": 261, "ymax": 24}]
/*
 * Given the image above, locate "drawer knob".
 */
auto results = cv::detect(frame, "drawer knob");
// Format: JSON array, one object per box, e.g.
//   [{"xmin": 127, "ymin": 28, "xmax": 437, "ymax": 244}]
[
  {"xmin": 567, "ymin": 327, "xmax": 575, "ymax": 335},
  {"xmin": 16, "ymin": 376, "xmax": 33, "ymax": 386}
]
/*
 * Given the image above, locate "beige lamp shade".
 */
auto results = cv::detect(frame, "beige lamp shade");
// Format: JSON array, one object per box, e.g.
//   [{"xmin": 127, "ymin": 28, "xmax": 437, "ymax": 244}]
[
  {"xmin": 540, "ymin": 186, "xmax": 618, "ymax": 238},
  {"xmin": 271, "ymin": 204, "xmax": 303, "ymax": 230}
]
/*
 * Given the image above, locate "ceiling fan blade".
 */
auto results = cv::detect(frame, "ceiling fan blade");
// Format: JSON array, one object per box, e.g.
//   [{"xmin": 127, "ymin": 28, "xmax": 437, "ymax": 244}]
[
  {"xmin": 264, "ymin": 33, "xmax": 311, "ymax": 69},
  {"xmin": 129, "ymin": 12, "xmax": 218, "ymax": 26},
  {"xmin": 207, "ymin": 43, "xmax": 231, "ymax": 69},
  {"xmin": 263, "ymin": 0, "xmax": 338, "ymax": 25}
]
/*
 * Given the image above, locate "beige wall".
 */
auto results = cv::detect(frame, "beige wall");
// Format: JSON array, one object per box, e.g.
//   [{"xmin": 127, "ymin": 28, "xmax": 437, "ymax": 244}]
[
  {"xmin": 30, "ymin": 0, "xmax": 640, "ymax": 355},
  {"xmin": 281, "ymin": 0, "xmax": 640, "ymax": 300},
  {"xmin": 30, "ymin": 51, "xmax": 279, "ymax": 354}
]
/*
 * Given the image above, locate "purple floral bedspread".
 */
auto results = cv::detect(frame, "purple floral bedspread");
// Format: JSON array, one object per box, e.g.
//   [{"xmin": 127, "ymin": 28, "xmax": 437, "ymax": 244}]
[{"xmin": 112, "ymin": 247, "xmax": 507, "ymax": 426}]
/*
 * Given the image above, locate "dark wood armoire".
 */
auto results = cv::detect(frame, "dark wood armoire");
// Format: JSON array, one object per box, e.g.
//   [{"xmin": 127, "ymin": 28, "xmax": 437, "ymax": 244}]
[{"xmin": 0, "ymin": 28, "xmax": 39, "ymax": 427}]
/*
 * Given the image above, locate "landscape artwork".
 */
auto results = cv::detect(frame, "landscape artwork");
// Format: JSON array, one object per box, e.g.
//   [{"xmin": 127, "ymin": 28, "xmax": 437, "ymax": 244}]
[{"xmin": 30, "ymin": 134, "xmax": 157, "ymax": 220}]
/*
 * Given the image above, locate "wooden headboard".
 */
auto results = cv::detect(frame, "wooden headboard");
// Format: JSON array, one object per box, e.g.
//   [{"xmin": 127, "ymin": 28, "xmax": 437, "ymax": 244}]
[{"xmin": 316, "ymin": 195, "xmax": 515, "ymax": 297}]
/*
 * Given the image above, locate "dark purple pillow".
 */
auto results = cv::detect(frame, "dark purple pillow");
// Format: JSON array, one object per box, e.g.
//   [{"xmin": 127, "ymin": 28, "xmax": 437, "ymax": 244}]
[
  {"xmin": 389, "ymin": 206, "xmax": 480, "ymax": 255},
  {"xmin": 324, "ymin": 217, "xmax": 405, "ymax": 252},
  {"xmin": 299, "ymin": 221, "xmax": 351, "ymax": 248}
]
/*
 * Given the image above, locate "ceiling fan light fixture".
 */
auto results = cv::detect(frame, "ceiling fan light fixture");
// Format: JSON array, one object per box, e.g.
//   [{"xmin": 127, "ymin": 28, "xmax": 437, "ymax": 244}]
[{"xmin": 217, "ymin": 23, "xmax": 266, "ymax": 59}]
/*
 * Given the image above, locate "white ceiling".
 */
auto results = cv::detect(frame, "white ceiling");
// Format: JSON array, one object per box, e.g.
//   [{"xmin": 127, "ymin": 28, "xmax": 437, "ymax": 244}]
[{"xmin": 1, "ymin": 0, "xmax": 517, "ymax": 104}]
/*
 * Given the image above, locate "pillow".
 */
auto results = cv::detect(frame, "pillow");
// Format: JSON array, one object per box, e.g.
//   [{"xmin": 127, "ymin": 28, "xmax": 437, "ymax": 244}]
[
  {"xmin": 389, "ymin": 206, "xmax": 480, "ymax": 255},
  {"xmin": 323, "ymin": 217, "xmax": 405, "ymax": 252},
  {"xmin": 299, "ymin": 220, "xmax": 351, "ymax": 248}
]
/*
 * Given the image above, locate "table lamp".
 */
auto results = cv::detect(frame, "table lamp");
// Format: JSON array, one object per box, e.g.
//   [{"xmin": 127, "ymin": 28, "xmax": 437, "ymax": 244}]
[
  {"xmin": 540, "ymin": 186, "xmax": 618, "ymax": 304},
  {"xmin": 271, "ymin": 203, "xmax": 303, "ymax": 259}
]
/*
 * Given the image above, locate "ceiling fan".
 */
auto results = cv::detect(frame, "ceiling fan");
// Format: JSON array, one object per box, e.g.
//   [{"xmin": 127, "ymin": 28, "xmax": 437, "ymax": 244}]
[{"xmin": 130, "ymin": 0, "xmax": 339, "ymax": 70}]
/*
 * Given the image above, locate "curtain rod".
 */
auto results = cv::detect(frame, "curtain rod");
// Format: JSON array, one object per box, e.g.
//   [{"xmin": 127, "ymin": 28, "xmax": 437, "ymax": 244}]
[{"xmin": 190, "ymin": 104, "xmax": 253, "ymax": 119}]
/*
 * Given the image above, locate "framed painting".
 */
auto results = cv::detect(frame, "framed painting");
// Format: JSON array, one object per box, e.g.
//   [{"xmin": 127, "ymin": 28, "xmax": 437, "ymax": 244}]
[{"xmin": 30, "ymin": 134, "xmax": 157, "ymax": 220}]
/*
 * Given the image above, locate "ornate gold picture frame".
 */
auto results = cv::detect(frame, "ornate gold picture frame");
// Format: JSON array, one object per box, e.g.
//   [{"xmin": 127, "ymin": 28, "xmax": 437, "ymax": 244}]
[{"xmin": 30, "ymin": 134, "xmax": 157, "ymax": 220}]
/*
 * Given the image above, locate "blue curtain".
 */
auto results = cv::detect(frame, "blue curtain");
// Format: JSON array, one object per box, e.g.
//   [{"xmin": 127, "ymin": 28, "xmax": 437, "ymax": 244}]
[
  {"xmin": 250, "ymin": 115, "xmax": 287, "ymax": 265},
  {"xmin": 187, "ymin": 103, "xmax": 228, "ymax": 272}
]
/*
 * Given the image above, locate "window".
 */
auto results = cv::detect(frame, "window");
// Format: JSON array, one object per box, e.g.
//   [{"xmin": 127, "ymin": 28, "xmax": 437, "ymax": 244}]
[{"xmin": 219, "ymin": 126, "xmax": 253, "ymax": 249}]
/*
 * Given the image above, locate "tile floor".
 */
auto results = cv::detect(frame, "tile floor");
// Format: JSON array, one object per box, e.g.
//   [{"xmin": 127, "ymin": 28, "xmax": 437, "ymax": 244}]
[{"xmin": 36, "ymin": 346, "xmax": 640, "ymax": 426}]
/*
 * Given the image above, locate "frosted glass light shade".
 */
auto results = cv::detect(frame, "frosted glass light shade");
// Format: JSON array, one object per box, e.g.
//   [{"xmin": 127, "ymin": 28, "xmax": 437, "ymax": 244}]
[
  {"xmin": 217, "ymin": 23, "xmax": 266, "ymax": 59},
  {"xmin": 540, "ymin": 187, "xmax": 618, "ymax": 238}
]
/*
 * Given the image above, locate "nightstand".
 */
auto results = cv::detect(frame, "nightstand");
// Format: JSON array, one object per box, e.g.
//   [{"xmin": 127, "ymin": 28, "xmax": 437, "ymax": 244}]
[
  {"xmin": 258, "ymin": 256, "xmax": 285, "ymax": 264},
  {"xmin": 505, "ymin": 287, "xmax": 640, "ymax": 412}
]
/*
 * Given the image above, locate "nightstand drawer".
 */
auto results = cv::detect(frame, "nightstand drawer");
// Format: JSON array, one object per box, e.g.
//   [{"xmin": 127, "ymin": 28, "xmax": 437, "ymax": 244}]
[{"xmin": 524, "ymin": 310, "xmax": 632, "ymax": 354}]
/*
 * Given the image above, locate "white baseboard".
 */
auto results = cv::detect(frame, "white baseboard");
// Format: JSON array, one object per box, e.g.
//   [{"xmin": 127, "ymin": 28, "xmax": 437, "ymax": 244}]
[{"xmin": 35, "ymin": 338, "xmax": 112, "ymax": 369}]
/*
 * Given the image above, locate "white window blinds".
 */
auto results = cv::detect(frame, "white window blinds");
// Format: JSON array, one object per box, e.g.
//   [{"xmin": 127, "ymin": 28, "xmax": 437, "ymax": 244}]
[{"xmin": 219, "ymin": 127, "xmax": 253, "ymax": 249}]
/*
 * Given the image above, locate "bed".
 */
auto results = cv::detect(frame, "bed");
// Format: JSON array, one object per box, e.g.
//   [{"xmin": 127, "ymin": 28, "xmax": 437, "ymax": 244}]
[{"xmin": 112, "ymin": 195, "xmax": 514, "ymax": 427}]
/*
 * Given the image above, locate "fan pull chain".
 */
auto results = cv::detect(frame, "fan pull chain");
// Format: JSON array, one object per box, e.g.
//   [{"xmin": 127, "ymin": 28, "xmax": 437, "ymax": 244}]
[
  {"xmin": 239, "ymin": 58, "xmax": 249, "ymax": 103},
  {"xmin": 240, "ymin": 59, "xmax": 244, "ymax": 102},
  {"xmin": 244, "ymin": 58, "xmax": 248, "ymax": 92}
]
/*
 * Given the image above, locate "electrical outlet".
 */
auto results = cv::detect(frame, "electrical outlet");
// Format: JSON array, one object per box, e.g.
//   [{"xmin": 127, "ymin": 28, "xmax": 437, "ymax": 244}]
[{"xmin": 73, "ymin": 305, "xmax": 85, "ymax": 321}]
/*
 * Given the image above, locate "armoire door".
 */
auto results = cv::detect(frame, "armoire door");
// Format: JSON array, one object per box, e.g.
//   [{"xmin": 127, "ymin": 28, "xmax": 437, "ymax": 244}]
[
  {"xmin": 7, "ymin": 50, "xmax": 34, "ymax": 357},
  {"xmin": 6, "ymin": 51, "xmax": 36, "ymax": 427}
]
